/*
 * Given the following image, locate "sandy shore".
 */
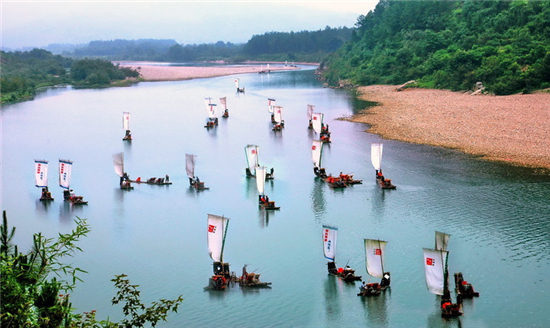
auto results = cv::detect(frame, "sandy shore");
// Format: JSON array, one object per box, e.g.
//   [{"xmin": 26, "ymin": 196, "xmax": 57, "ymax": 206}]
[
  {"xmin": 117, "ymin": 62, "xmax": 300, "ymax": 81},
  {"xmin": 349, "ymin": 85, "xmax": 550, "ymax": 170}
]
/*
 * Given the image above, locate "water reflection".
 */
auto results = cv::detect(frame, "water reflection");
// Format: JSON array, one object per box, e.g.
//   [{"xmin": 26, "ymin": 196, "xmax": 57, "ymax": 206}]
[
  {"xmin": 244, "ymin": 177, "xmax": 256, "ymax": 199},
  {"xmin": 269, "ymin": 130, "xmax": 283, "ymax": 143},
  {"xmin": 324, "ymin": 275, "xmax": 341, "ymax": 323},
  {"xmin": 123, "ymin": 140, "xmax": 132, "ymax": 154},
  {"xmin": 258, "ymin": 209, "xmax": 271, "ymax": 228},
  {"xmin": 113, "ymin": 188, "xmax": 128, "ymax": 202},
  {"xmin": 186, "ymin": 185, "xmax": 200, "ymax": 197},
  {"xmin": 371, "ymin": 184, "xmax": 387, "ymax": 220},
  {"xmin": 310, "ymin": 178, "xmax": 326, "ymax": 222},
  {"xmin": 58, "ymin": 202, "xmax": 84, "ymax": 223},
  {"xmin": 205, "ymin": 287, "xmax": 228, "ymax": 300},
  {"xmin": 35, "ymin": 199, "xmax": 51, "ymax": 214},
  {"xmin": 206, "ymin": 126, "xmax": 217, "ymax": 137},
  {"xmin": 360, "ymin": 291, "xmax": 389, "ymax": 327}
]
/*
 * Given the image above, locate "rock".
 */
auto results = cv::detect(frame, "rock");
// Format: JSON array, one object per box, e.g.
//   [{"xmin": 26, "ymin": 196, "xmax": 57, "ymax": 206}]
[
  {"xmin": 396, "ymin": 80, "xmax": 417, "ymax": 91},
  {"xmin": 471, "ymin": 89, "xmax": 483, "ymax": 96}
]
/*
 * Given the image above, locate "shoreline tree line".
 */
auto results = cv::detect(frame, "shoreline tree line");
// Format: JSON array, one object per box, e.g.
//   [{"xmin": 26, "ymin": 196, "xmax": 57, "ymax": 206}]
[{"xmin": 1, "ymin": 49, "xmax": 139, "ymax": 104}]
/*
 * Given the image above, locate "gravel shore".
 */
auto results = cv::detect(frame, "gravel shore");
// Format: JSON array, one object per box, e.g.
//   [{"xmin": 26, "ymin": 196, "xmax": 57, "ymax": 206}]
[
  {"xmin": 349, "ymin": 85, "xmax": 550, "ymax": 170},
  {"xmin": 118, "ymin": 63, "xmax": 299, "ymax": 81}
]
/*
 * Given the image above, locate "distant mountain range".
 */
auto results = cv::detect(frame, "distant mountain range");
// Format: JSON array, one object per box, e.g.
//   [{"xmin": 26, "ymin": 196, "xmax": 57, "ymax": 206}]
[{"xmin": 37, "ymin": 27, "xmax": 352, "ymax": 63}]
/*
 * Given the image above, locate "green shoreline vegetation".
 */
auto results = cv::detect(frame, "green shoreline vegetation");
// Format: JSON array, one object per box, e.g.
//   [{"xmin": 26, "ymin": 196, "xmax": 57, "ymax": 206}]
[
  {"xmin": 0, "ymin": 211, "xmax": 183, "ymax": 327},
  {"xmin": 1, "ymin": 49, "xmax": 140, "ymax": 104}
]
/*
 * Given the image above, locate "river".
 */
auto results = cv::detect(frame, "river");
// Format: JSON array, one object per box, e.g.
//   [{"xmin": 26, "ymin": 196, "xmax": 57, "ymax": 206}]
[{"xmin": 2, "ymin": 67, "xmax": 549, "ymax": 327}]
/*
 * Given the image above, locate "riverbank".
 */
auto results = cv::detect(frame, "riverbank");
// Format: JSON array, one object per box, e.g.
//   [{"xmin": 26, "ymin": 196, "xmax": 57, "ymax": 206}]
[
  {"xmin": 116, "ymin": 62, "xmax": 300, "ymax": 81},
  {"xmin": 348, "ymin": 85, "xmax": 550, "ymax": 171}
]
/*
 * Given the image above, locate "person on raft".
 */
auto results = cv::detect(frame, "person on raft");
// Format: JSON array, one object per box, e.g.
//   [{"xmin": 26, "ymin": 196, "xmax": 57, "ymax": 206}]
[{"xmin": 40, "ymin": 187, "xmax": 53, "ymax": 200}]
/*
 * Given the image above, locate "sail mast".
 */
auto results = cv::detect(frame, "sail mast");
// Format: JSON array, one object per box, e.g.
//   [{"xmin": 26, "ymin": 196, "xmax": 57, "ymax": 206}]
[
  {"xmin": 378, "ymin": 239, "xmax": 385, "ymax": 275},
  {"xmin": 220, "ymin": 216, "xmax": 229, "ymax": 263},
  {"xmin": 442, "ymin": 249, "xmax": 450, "ymax": 297}
]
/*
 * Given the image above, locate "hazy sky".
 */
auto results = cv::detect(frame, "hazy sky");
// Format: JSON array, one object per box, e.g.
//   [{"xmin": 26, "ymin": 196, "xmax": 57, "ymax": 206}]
[{"xmin": 1, "ymin": 0, "xmax": 378, "ymax": 49}]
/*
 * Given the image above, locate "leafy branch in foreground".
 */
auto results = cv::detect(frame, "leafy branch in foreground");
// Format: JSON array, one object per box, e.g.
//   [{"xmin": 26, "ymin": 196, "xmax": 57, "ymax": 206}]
[
  {"xmin": 1, "ymin": 211, "xmax": 88, "ymax": 327},
  {"xmin": 1, "ymin": 211, "xmax": 183, "ymax": 328},
  {"xmin": 111, "ymin": 274, "xmax": 183, "ymax": 328}
]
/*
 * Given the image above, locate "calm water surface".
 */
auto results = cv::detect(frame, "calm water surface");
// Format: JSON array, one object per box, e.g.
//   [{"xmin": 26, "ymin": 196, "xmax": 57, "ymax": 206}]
[{"xmin": 2, "ymin": 68, "xmax": 549, "ymax": 327}]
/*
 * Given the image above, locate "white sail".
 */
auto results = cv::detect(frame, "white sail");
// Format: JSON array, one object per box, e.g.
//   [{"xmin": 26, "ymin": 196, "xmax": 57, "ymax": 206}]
[
  {"xmin": 207, "ymin": 214, "xmax": 229, "ymax": 262},
  {"xmin": 371, "ymin": 143, "xmax": 383, "ymax": 171},
  {"xmin": 312, "ymin": 112, "xmax": 323, "ymax": 133},
  {"xmin": 204, "ymin": 97, "xmax": 211, "ymax": 109},
  {"xmin": 203, "ymin": 98, "xmax": 216, "ymax": 118},
  {"xmin": 203, "ymin": 97, "xmax": 212, "ymax": 116},
  {"xmin": 322, "ymin": 225, "xmax": 338, "ymax": 261},
  {"xmin": 273, "ymin": 106, "xmax": 283, "ymax": 124},
  {"xmin": 435, "ymin": 231, "xmax": 451, "ymax": 251},
  {"xmin": 219, "ymin": 97, "xmax": 227, "ymax": 110},
  {"xmin": 123, "ymin": 112, "xmax": 130, "ymax": 130},
  {"xmin": 364, "ymin": 239, "xmax": 387, "ymax": 279},
  {"xmin": 34, "ymin": 160, "xmax": 49, "ymax": 187},
  {"xmin": 112, "ymin": 152, "xmax": 124, "ymax": 177},
  {"xmin": 307, "ymin": 104, "xmax": 314, "ymax": 120},
  {"xmin": 244, "ymin": 144, "xmax": 259, "ymax": 173},
  {"xmin": 267, "ymin": 98, "xmax": 275, "ymax": 113},
  {"xmin": 185, "ymin": 153, "xmax": 196, "ymax": 178},
  {"xmin": 312, "ymin": 140, "xmax": 323, "ymax": 168},
  {"xmin": 256, "ymin": 166, "xmax": 266, "ymax": 195},
  {"xmin": 58, "ymin": 159, "xmax": 73, "ymax": 190},
  {"xmin": 423, "ymin": 248, "xmax": 447, "ymax": 296}
]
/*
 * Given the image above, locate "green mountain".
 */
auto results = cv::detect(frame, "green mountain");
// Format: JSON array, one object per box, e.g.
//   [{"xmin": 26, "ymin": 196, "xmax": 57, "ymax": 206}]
[{"xmin": 322, "ymin": 0, "xmax": 550, "ymax": 95}]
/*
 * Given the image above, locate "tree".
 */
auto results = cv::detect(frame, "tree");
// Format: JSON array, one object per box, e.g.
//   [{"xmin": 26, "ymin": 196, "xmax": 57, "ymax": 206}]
[{"xmin": 0, "ymin": 211, "xmax": 183, "ymax": 327}]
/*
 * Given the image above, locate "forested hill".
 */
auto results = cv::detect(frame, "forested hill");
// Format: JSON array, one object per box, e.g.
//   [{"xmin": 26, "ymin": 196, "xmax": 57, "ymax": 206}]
[
  {"xmin": 322, "ymin": 0, "xmax": 550, "ymax": 95},
  {"xmin": 242, "ymin": 27, "xmax": 352, "ymax": 61},
  {"xmin": 70, "ymin": 39, "xmax": 178, "ymax": 59},
  {"xmin": 57, "ymin": 27, "xmax": 352, "ymax": 62}
]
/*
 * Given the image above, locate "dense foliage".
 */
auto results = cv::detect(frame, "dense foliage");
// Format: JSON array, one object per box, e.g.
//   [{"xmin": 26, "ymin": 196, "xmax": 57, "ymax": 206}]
[
  {"xmin": 0, "ymin": 211, "xmax": 183, "ymax": 327},
  {"xmin": 242, "ymin": 27, "xmax": 353, "ymax": 62},
  {"xmin": 1, "ymin": 50, "xmax": 139, "ymax": 103},
  {"xmin": 70, "ymin": 59, "xmax": 139, "ymax": 87},
  {"xmin": 322, "ymin": 0, "xmax": 550, "ymax": 94},
  {"xmin": 1, "ymin": 49, "xmax": 72, "ymax": 102},
  {"xmin": 165, "ymin": 41, "xmax": 242, "ymax": 62}
]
